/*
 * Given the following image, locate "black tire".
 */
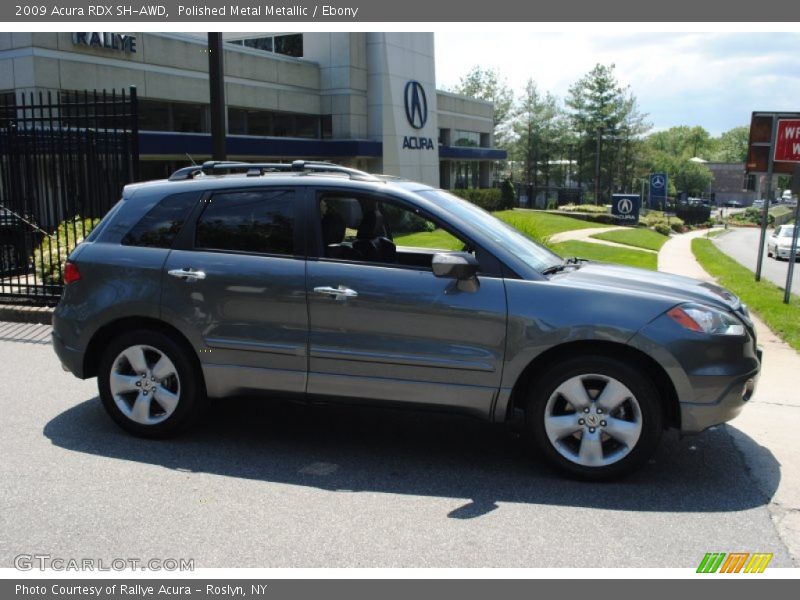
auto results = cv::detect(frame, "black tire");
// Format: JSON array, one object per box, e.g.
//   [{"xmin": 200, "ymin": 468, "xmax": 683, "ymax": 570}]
[
  {"xmin": 97, "ymin": 329, "xmax": 207, "ymax": 438},
  {"xmin": 526, "ymin": 355, "xmax": 663, "ymax": 481}
]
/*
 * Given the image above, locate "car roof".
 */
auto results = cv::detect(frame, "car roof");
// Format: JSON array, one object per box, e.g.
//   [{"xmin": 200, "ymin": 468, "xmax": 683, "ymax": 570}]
[{"xmin": 123, "ymin": 171, "xmax": 436, "ymax": 200}]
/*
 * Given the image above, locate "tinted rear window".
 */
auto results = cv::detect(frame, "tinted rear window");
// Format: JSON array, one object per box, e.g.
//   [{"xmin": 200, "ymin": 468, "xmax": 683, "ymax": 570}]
[
  {"xmin": 122, "ymin": 192, "xmax": 199, "ymax": 248},
  {"xmin": 195, "ymin": 190, "xmax": 295, "ymax": 255}
]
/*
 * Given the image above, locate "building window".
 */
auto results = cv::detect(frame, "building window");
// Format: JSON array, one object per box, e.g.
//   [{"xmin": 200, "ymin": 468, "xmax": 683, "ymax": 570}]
[
  {"xmin": 227, "ymin": 107, "xmax": 327, "ymax": 139},
  {"xmin": 453, "ymin": 130, "xmax": 481, "ymax": 147},
  {"xmin": 138, "ymin": 99, "xmax": 209, "ymax": 133},
  {"xmin": 226, "ymin": 34, "xmax": 302, "ymax": 58},
  {"xmin": 454, "ymin": 161, "xmax": 479, "ymax": 189},
  {"xmin": 274, "ymin": 34, "xmax": 303, "ymax": 57},
  {"xmin": 322, "ymin": 115, "xmax": 333, "ymax": 139}
]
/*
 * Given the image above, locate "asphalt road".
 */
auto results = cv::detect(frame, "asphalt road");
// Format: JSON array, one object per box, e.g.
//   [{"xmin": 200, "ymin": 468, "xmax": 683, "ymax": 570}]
[
  {"xmin": 713, "ymin": 227, "xmax": 797, "ymax": 294},
  {"xmin": 0, "ymin": 322, "xmax": 794, "ymax": 568}
]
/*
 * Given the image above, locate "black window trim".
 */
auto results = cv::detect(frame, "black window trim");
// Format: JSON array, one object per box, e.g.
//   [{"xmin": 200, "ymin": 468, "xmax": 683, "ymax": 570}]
[
  {"xmin": 173, "ymin": 186, "xmax": 306, "ymax": 260},
  {"xmin": 306, "ymin": 187, "xmax": 505, "ymax": 278}
]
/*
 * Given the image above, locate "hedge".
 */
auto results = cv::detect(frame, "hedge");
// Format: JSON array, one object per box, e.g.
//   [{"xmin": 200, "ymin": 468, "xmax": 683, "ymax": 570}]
[{"xmin": 449, "ymin": 188, "xmax": 508, "ymax": 212}]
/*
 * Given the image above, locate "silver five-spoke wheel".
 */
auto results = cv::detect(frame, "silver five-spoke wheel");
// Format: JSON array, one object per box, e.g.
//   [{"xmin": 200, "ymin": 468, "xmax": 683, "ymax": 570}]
[
  {"xmin": 543, "ymin": 373, "xmax": 643, "ymax": 468},
  {"xmin": 109, "ymin": 344, "xmax": 181, "ymax": 426}
]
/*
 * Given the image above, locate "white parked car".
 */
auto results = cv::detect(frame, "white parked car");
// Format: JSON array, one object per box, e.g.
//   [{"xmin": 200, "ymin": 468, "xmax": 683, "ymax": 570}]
[{"xmin": 767, "ymin": 224, "xmax": 799, "ymax": 260}]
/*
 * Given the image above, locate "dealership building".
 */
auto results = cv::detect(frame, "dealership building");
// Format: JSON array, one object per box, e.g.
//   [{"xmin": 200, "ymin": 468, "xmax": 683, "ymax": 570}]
[{"xmin": 0, "ymin": 32, "xmax": 505, "ymax": 188}]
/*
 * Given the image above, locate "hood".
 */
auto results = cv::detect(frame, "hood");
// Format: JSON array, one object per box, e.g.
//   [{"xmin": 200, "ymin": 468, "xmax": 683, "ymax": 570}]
[{"xmin": 550, "ymin": 262, "xmax": 740, "ymax": 311}]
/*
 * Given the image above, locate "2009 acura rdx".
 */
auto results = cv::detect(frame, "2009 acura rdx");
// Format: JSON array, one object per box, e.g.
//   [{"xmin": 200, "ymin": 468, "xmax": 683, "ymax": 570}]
[{"xmin": 52, "ymin": 161, "xmax": 762, "ymax": 479}]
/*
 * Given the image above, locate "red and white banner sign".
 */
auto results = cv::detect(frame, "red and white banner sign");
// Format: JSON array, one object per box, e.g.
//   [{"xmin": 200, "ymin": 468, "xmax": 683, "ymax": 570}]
[{"xmin": 774, "ymin": 119, "xmax": 800, "ymax": 162}]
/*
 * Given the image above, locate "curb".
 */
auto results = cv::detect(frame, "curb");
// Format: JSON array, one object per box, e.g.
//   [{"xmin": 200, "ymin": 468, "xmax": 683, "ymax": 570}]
[{"xmin": 0, "ymin": 304, "xmax": 54, "ymax": 325}]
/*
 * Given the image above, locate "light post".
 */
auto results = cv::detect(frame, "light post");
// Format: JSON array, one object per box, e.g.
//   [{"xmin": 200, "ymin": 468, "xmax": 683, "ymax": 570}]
[{"xmin": 594, "ymin": 127, "xmax": 602, "ymax": 205}]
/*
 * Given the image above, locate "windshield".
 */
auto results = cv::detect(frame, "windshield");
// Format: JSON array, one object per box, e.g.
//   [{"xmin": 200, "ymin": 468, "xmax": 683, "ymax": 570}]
[
  {"xmin": 420, "ymin": 190, "xmax": 563, "ymax": 272},
  {"xmin": 779, "ymin": 227, "xmax": 795, "ymax": 238}
]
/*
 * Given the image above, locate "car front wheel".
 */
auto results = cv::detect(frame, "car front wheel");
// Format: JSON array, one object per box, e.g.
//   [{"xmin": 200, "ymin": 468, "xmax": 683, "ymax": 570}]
[
  {"xmin": 98, "ymin": 330, "xmax": 206, "ymax": 438},
  {"xmin": 527, "ymin": 356, "xmax": 662, "ymax": 481}
]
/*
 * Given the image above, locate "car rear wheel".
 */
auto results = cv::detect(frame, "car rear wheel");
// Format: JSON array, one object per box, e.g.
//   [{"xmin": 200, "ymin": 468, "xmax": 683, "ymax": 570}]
[
  {"xmin": 526, "ymin": 356, "xmax": 662, "ymax": 481},
  {"xmin": 98, "ymin": 330, "xmax": 206, "ymax": 438}
]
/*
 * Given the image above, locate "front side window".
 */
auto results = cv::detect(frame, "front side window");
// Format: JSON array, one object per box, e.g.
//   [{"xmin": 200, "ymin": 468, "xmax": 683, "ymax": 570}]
[
  {"xmin": 195, "ymin": 190, "xmax": 295, "ymax": 255},
  {"xmin": 318, "ymin": 194, "xmax": 466, "ymax": 269}
]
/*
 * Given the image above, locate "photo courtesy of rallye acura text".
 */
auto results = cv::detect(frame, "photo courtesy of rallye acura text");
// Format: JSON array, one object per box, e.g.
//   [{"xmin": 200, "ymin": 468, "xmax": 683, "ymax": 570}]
[{"xmin": 52, "ymin": 161, "xmax": 762, "ymax": 480}]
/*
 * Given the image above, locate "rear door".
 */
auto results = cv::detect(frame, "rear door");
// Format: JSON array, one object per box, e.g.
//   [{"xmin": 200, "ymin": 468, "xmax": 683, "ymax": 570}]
[{"xmin": 161, "ymin": 186, "xmax": 309, "ymax": 398}]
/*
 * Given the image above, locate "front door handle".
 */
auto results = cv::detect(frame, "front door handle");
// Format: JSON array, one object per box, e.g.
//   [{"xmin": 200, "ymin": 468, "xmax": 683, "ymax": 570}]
[
  {"xmin": 168, "ymin": 268, "xmax": 207, "ymax": 281},
  {"xmin": 314, "ymin": 285, "xmax": 358, "ymax": 300}
]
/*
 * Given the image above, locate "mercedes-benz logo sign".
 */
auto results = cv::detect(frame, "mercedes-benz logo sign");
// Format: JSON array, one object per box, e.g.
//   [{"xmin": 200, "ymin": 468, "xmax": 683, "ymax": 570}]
[
  {"xmin": 651, "ymin": 174, "xmax": 665, "ymax": 188},
  {"xmin": 404, "ymin": 81, "xmax": 428, "ymax": 130},
  {"xmin": 618, "ymin": 198, "xmax": 633, "ymax": 214}
]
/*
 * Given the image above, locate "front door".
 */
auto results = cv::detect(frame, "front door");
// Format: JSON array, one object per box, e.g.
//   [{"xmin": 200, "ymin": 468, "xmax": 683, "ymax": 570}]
[{"xmin": 305, "ymin": 190, "xmax": 507, "ymax": 419}]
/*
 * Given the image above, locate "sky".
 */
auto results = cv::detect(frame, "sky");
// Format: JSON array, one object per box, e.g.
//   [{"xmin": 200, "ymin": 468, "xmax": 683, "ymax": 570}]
[{"xmin": 434, "ymin": 31, "xmax": 800, "ymax": 136}]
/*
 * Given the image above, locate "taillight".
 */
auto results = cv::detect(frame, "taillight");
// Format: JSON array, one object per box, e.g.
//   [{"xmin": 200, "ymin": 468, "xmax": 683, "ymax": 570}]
[{"xmin": 64, "ymin": 262, "xmax": 81, "ymax": 285}]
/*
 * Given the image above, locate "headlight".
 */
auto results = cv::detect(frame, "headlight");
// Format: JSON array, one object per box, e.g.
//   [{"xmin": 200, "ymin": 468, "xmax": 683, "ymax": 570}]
[{"xmin": 667, "ymin": 304, "xmax": 745, "ymax": 336}]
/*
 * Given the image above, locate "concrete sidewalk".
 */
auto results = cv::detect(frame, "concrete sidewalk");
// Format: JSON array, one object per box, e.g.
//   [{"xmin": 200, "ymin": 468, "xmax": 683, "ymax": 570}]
[
  {"xmin": 660, "ymin": 229, "xmax": 800, "ymax": 564},
  {"xmin": 548, "ymin": 225, "xmax": 661, "ymax": 252}
]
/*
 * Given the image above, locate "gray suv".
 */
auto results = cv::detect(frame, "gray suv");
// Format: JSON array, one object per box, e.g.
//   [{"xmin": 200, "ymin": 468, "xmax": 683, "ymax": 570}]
[{"xmin": 52, "ymin": 161, "xmax": 762, "ymax": 480}]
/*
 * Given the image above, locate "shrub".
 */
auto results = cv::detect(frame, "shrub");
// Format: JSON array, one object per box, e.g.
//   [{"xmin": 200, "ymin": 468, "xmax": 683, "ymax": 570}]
[
  {"xmin": 500, "ymin": 179, "xmax": 516, "ymax": 210},
  {"xmin": 730, "ymin": 207, "xmax": 774, "ymax": 227},
  {"xmin": 32, "ymin": 216, "xmax": 99, "ymax": 285},
  {"xmin": 449, "ymin": 188, "xmax": 505, "ymax": 212},
  {"xmin": 558, "ymin": 203, "xmax": 610, "ymax": 214},
  {"xmin": 653, "ymin": 223, "xmax": 671, "ymax": 236},
  {"xmin": 640, "ymin": 210, "xmax": 685, "ymax": 232}
]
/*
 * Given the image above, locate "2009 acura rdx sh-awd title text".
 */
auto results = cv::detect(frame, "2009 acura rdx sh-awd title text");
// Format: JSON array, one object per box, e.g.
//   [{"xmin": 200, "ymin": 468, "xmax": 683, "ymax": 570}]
[{"xmin": 52, "ymin": 160, "xmax": 761, "ymax": 481}]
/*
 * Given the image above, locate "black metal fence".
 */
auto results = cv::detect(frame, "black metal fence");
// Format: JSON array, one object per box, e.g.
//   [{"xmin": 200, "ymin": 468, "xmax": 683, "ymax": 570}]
[{"xmin": 0, "ymin": 88, "xmax": 139, "ymax": 305}]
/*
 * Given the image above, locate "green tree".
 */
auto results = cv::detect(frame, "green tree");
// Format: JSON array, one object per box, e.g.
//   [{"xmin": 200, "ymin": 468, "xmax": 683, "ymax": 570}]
[
  {"xmin": 674, "ymin": 161, "xmax": 714, "ymax": 196},
  {"xmin": 713, "ymin": 126, "xmax": 750, "ymax": 162},
  {"xmin": 646, "ymin": 125, "xmax": 715, "ymax": 160},
  {"xmin": 511, "ymin": 79, "xmax": 563, "ymax": 187},
  {"xmin": 452, "ymin": 66, "xmax": 514, "ymax": 148},
  {"xmin": 565, "ymin": 64, "xmax": 650, "ymax": 202}
]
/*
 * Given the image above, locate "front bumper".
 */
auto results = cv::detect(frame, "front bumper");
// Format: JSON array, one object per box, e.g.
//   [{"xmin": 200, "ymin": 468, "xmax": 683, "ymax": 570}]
[
  {"xmin": 629, "ymin": 312, "xmax": 762, "ymax": 433},
  {"xmin": 775, "ymin": 246, "xmax": 798, "ymax": 259}
]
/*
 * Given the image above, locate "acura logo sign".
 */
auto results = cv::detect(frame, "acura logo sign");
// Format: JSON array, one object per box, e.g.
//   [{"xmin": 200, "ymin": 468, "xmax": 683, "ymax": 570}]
[
  {"xmin": 611, "ymin": 194, "xmax": 641, "ymax": 224},
  {"xmin": 404, "ymin": 81, "xmax": 428, "ymax": 129}
]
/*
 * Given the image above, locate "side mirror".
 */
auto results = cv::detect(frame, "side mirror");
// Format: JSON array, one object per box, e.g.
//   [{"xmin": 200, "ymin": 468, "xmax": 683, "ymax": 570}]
[{"xmin": 432, "ymin": 252, "xmax": 479, "ymax": 280}]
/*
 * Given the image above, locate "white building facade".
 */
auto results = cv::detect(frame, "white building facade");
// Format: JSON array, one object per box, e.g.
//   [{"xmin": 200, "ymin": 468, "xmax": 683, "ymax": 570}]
[{"xmin": 0, "ymin": 32, "xmax": 505, "ymax": 187}]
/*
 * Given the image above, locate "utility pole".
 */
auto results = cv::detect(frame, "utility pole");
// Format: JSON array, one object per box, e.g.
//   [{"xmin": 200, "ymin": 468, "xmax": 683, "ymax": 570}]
[
  {"xmin": 208, "ymin": 32, "xmax": 227, "ymax": 161},
  {"xmin": 784, "ymin": 164, "xmax": 800, "ymax": 304},
  {"xmin": 755, "ymin": 115, "xmax": 778, "ymax": 282}
]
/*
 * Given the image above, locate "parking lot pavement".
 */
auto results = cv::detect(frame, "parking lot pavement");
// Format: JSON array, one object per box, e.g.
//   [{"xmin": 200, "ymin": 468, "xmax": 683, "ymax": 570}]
[
  {"xmin": 0, "ymin": 324, "xmax": 794, "ymax": 568},
  {"xmin": 713, "ymin": 227, "xmax": 797, "ymax": 293}
]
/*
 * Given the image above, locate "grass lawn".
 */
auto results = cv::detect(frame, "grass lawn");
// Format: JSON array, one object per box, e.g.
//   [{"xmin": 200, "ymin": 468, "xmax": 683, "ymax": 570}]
[
  {"xmin": 493, "ymin": 209, "xmax": 607, "ymax": 243},
  {"xmin": 692, "ymin": 238, "xmax": 800, "ymax": 352},
  {"xmin": 394, "ymin": 209, "xmax": 602, "ymax": 249},
  {"xmin": 395, "ymin": 210, "xmax": 653, "ymax": 270},
  {"xmin": 550, "ymin": 240, "xmax": 658, "ymax": 271},
  {"xmin": 393, "ymin": 229, "xmax": 461, "ymax": 250},
  {"xmin": 590, "ymin": 228, "xmax": 669, "ymax": 252}
]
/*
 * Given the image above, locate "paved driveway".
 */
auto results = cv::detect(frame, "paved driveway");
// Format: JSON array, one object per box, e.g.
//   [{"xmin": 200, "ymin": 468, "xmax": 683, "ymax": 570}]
[
  {"xmin": 712, "ymin": 227, "xmax": 797, "ymax": 293},
  {"xmin": 0, "ymin": 322, "xmax": 794, "ymax": 568}
]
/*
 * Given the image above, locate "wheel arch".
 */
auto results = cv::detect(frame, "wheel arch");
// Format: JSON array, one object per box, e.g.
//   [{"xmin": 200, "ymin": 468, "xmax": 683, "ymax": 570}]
[
  {"xmin": 83, "ymin": 316, "xmax": 201, "ymax": 381},
  {"xmin": 505, "ymin": 340, "xmax": 680, "ymax": 429}
]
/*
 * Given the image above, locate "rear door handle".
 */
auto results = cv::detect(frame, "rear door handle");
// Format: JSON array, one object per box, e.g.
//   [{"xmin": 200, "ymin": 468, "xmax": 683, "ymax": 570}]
[
  {"xmin": 168, "ymin": 268, "xmax": 206, "ymax": 281},
  {"xmin": 313, "ymin": 285, "xmax": 358, "ymax": 300}
]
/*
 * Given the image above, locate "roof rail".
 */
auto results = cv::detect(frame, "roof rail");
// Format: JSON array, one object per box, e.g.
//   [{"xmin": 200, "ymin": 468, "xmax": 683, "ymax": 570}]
[{"xmin": 168, "ymin": 160, "xmax": 380, "ymax": 182}]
